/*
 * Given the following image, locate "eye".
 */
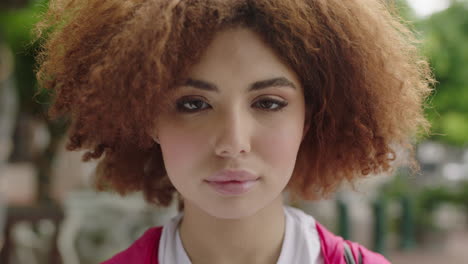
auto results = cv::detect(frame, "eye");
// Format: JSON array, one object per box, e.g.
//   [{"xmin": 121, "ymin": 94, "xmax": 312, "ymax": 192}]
[
  {"xmin": 253, "ymin": 98, "xmax": 288, "ymax": 111},
  {"xmin": 176, "ymin": 97, "xmax": 210, "ymax": 113}
]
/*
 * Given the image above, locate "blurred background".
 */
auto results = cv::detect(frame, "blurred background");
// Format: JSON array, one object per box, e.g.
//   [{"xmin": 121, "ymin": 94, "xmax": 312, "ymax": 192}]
[{"xmin": 1, "ymin": 0, "xmax": 467, "ymax": 263}]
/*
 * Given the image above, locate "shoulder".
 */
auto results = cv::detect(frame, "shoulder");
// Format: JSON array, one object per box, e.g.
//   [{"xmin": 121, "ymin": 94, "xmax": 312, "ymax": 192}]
[
  {"xmin": 100, "ymin": 226, "xmax": 163, "ymax": 264},
  {"xmin": 315, "ymin": 222, "xmax": 391, "ymax": 264}
]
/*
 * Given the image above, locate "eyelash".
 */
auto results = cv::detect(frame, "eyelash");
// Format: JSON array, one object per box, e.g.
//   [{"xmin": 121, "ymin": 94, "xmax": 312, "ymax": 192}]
[{"xmin": 175, "ymin": 96, "xmax": 288, "ymax": 113}]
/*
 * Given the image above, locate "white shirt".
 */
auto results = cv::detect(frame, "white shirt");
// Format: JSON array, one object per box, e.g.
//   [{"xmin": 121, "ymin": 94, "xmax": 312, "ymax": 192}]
[{"xmin": 158, "ymin": 206, "xmax": 323, "ymax": 264}]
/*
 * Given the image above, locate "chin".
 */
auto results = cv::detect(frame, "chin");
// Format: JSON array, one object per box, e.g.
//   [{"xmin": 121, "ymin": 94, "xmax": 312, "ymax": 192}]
[
  {"xmin": 206, "ymin": 209, "xmax": 258, "ymax": 220},
  {"xmin": 200, "ymin": 200, "xmax": 266, "ymax": 220}
]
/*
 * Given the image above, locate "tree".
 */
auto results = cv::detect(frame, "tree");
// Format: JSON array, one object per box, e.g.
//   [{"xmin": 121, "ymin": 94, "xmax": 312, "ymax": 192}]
[
  {"xmin": 417, "ymin": 1, "xmax": 468, "ymax": 146},
  {"xmin": 0, "ymin": 0, "xmax": 66, "ymax": 202}
]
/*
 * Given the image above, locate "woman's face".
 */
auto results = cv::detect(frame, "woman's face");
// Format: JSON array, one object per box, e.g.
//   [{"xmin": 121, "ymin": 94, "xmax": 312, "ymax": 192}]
[{"xmin": 153, "ymin": 27, "xmax": 307, "ymax": 219}]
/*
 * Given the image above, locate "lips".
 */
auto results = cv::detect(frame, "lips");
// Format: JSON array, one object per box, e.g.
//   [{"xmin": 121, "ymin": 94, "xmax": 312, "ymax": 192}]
[
  {"xmin": 204, "ymin": 169, "xmax": 259, "ymax": 182},
  {"xmin": 204, "ymin": 169, "xmax": 259, "ymax": 196}
]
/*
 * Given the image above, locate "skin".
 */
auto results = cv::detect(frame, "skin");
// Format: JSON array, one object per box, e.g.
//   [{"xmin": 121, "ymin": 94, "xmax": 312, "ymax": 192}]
[{"xmin": 152, "ymin": 27, "xmax": 309, "ymax": 264}]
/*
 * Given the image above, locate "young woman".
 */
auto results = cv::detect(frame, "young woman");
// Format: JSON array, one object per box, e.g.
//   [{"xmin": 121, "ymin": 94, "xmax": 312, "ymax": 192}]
[{"xmin": 34, "ymin": 0, "xmax": 433, "ymax": 263}]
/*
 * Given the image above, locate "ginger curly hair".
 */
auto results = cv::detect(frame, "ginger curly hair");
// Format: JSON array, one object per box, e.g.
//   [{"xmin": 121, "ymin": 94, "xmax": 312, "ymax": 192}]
[{"xmin": 34, "ymin": 0, "xmax": 434, "ymax": 206}]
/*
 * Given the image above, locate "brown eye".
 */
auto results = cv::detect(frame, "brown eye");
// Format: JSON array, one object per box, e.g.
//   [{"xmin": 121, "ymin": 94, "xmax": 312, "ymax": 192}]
[
  {"xmin": 176, "ymin": 97, "xmax": 210, "ymax": 113},
  {"xmin": 253, "ymin": 98, "xmax": 288, "ymax": 111}
]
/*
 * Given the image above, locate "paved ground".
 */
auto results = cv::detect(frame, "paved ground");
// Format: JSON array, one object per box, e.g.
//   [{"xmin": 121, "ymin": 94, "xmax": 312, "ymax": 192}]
[{"xmin": 388, "ymin": 228, "xmax": 468, "ymax": 264}]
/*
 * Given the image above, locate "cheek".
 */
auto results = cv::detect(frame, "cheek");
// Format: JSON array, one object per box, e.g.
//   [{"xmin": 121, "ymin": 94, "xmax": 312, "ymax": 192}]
[
  {"xmin": 256, "ymin": 120, "xmax": 304, "ymax": 174},
  {"xmin": 158, "ymin": 127, "xmax": 207, "ymax": 177}
]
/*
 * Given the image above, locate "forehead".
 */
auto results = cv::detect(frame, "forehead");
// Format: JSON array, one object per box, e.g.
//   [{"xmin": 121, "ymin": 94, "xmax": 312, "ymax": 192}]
[{"xmin": 184, "ymin": 27, "xmax": 302, "ymax": 91}]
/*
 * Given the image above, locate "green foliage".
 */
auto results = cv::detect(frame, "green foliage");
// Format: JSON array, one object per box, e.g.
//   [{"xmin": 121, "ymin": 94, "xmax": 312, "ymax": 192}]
[
  {"xmin": 416, "ymin": 2, "xmax": 468, "ymax": 146},
  {"xmin": 380, "ymin": 173, "xmax": 413, "ymax": 199},
  {"xmin": 393, "ymin": 0, "xmax": 417, "ymax": 21},
  {"xmin": 380, "ymin": 0, "xmax": 468, "ymax": 146},
  {"xmin": 0, "ymin": 0, "xmax": 49, "ymax": 114},
  {"xmin": 454, "ymin": 180, "xmax": 468, "ymax": 209},
  {"xmin": 1, "ymin": 0, "xmax": 64, "ymax": 201},
  {"xmin": 378, "ymin": 173, "xmax": 468, "ymax": 245},
  {"xmin": 416, "ymin": 185, "xmax": 457, "ymax": 211}
]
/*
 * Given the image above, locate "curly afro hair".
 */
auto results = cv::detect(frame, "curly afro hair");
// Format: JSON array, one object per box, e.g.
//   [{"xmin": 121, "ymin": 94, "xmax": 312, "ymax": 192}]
[{"xmin": 34, "ymin": 0, "xmax": 434, "ymax": 206}]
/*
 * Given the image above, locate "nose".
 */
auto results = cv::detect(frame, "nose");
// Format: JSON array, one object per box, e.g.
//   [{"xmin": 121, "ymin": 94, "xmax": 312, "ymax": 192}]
[{"xmin": 214, "ymin": 108, "xmax": 251, "ymax": 158}]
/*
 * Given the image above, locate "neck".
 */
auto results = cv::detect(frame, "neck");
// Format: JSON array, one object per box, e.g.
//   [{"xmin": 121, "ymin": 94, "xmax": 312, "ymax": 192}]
[{"xmin": 179, "ymin": 197, "xmax": 286, "ymax": 264}]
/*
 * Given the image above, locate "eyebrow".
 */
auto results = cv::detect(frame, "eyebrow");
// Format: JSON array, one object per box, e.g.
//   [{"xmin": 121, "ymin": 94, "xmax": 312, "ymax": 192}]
[{"xmin": 179, "ymin": 77, "xmax": 297, "ymax": 92}]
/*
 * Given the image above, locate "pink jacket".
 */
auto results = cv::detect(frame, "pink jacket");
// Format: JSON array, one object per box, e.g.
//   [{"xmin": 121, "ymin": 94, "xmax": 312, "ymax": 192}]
[{"xmin": 101, "ymin": 222, "xmax": 390, "ymax": 264}]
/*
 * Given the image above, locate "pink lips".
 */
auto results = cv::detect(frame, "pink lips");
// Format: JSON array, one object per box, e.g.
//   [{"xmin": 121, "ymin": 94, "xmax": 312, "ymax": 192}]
[{"xmin": 205, "ymin": 170, "xmax": 259, "ymax": 196}]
